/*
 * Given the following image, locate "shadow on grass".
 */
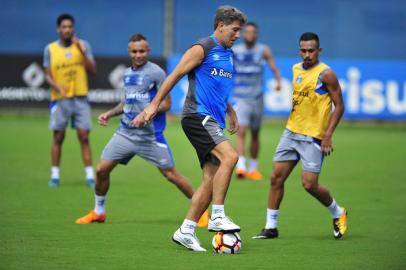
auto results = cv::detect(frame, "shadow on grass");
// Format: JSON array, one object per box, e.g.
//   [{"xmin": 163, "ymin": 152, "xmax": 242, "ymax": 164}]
[
  {"xmin": 111, "ymin": 218, "xmax": 180, "ymax": 226},
  {"xmin": 292, "ymin": 233, "xmax": 366, "ymax": 241}
]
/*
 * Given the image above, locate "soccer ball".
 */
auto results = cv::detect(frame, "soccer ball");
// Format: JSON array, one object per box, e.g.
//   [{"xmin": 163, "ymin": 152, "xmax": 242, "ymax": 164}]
[{"xmin": 212, "ymin": 232, "xmax": 242, "ymax": 254}]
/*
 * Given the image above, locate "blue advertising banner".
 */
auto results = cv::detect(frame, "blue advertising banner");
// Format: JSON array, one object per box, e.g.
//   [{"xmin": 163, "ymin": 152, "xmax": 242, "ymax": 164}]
[{"xmin": 168, "ymin": 55, "xmax": 406, "ymax": 120}]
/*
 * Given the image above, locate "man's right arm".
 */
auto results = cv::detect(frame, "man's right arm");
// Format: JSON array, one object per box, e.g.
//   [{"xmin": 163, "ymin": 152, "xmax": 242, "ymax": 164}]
[
  {"xmin": 158, "ymin": 96, "xmax": 172, "ymax": 113},
  {"xmin": 72, "ymin": 38, "xmax": 97, "ymax": 74},
  {"xmin": 133, "ymin": 45, "xmax": 204, "ymax": 127},
  {"xmin": 263, "ymin": 46, "xmax": 282, "ymax": 91},
  {"xmin": 98, "ymin": 102, "xmax": 124, "ymax": 126},
  {"xmin": 320, "ymin": 69, "xmax": 344, "ymax": 155},
  {"xmin": 44, "ymin": 68, "xmax": 66, "ymax": 97},
  {"xmin": 43, "ymin": 45, "xmax": 66, "ymax": 97}
]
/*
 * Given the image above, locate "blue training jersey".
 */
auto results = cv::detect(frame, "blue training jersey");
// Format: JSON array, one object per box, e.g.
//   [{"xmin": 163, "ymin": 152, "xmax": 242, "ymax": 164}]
[
  {"xmin": 232, "ymin": 42, "xmax": 266, "ymax": 99},
  {"xmin": 117, "ymin": 61, "xmax": 167, "ymax": 142},
  {"xmin": 182, "ymin": 35, "xmax": 235, "ymax": 128}
]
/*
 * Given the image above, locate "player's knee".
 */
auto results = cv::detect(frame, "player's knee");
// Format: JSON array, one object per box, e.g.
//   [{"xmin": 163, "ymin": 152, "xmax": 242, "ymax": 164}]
[
  {"xmin": 226, "ymin": 150, "xmax": 239, "ymax": 166},
  {"xmin": 78, "ymin": 135, "xmax": 89, "ymax": 145},
  {"xmin": 162, "ymin": 170, "xmax": 177, "ymax": 183},
  {"xmin": 251, "ymin": 130, "xmax": 260, "ymax": 140},
  {"xmin": 96, "ymin": 164, "xmax": 109, "ymax": 178},
  {"xmin": 302, "ymin": 181, "xmax": 318, "ymax": 193},
  {"xmin": 54, "ymin": 137, "xmax": 64, "ymax": 145},
  {"xmin": 238, "ymin": 128, "xmax": 246, "ymax": 137},
  {"xmin": 217, "ymin": 149, "xmax": 238, "ymax": 167},
  {"xmin": 53, "ymin": 134, "xmax": 65, "ymax": 144},
  {"xmin": 270, "ymin": 173, "xmax": 283, "ymax": 188}
]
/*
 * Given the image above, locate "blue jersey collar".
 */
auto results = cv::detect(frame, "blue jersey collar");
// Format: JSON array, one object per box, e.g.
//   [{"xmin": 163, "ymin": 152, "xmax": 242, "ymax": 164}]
[{"xmin": 210, "ymin": 34, "xmax": 227, "ymax": 49}]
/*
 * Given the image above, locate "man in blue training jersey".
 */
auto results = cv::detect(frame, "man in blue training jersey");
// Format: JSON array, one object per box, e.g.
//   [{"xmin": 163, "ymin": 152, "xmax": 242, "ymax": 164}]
[
  {"xmin": 233, "ymin": 22, "xmax": 282, "ymax": 181},
  {"xmin": 75, "ymin": 34, "xmax": 209, "ymax": 226},
  {"xmin": 133, "ymin": 6, "xmax": 247, "ymax": 252}
]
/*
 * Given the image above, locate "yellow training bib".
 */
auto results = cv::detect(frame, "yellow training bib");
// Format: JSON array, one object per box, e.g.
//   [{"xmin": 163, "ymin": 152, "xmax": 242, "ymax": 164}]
[
  {"xmin": 48, "ymin": 41, "xmax": 88, "ymax": 100},
  {"xmin": 286, "ymin": 62, "xmax": 331, "ymax": 140}
]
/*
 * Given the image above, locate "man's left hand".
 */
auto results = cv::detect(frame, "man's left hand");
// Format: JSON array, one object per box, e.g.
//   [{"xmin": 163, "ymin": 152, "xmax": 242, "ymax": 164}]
[{"xmin": 321, "ymin": 134, "xmax": 333, "ymax": 156}]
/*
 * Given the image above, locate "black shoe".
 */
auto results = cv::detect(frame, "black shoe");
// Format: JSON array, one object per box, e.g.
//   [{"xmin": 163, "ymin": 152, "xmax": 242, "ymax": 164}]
[{"xmin": 252, "ymin": 228, "xmax": 279, "ymax": 239}]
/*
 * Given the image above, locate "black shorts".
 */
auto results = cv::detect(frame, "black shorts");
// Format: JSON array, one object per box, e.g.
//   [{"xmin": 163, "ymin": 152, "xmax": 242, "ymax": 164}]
[{"xmin": 181, "ymin": 114, "xmax": 228, "ymax": 168}]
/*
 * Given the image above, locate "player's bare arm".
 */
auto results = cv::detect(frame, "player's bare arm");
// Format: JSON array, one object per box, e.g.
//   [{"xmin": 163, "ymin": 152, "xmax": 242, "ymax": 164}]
[
  {"xmin": 263, "ymin": 46, "xmax": 282, "ymax": 91},
  {"xmin": 129, "ymin": 96, "xmax": 171, "ymax": 126},
  {"xmin": 321, "ymin": 69, "xmax": 344, "ymax": 156},
  {"xmin": 98, "ymin": 102, "xmax": 124, "ymax": 126},
  {"xmin": 72, "ymin": 36, "xmax": 97, "ymax": 74},
  {"xmin": 145, "ymin": 45, "xmax": 204, "ymax": 118},
  {"xmin": 44, "ymin": 68, "xmax": 66, "ymax": 97},
  {"xmin": 132, "ymin": 45, "xmax": 204, "ymax": 126},
  {"xmin": 227, "ymin": 103, "xmax": 239, "ymax": 134},
  {"xmin": 157, "ymin": 96, "xmax": 172, "ymax": 113}
]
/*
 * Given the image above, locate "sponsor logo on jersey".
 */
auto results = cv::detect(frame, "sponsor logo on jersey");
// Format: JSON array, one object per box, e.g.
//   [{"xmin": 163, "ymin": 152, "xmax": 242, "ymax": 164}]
[
  {"xmin": 126, "ymin": 92, "xmax": 149, "ymax": 100},
  {"xmin": 210, "ymin": 68, "xmax": 232, "ymax": 79},
  {"xmin": 124, "ymin": 74, "xmax": 144, "ymax": 86},
  {"xmin": 296, "ymin": 75, "xmax": 303, "ymax": 84}
]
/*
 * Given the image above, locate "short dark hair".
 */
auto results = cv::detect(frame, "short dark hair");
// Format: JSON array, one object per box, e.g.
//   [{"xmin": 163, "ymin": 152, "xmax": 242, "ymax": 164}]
[
  {"xmin": 214, "ymin": 5, "xmax": 247, "ymax": 30},
  {"xmin": 299, "ymin": 32, "xmax": 320, "ymax": 47},
  {"xmin": 129, "ymin": 33, "xmax": 147, "ymax": 42},
  {"xmin": 245, "ymin": 22, "xmax": 258, "ymax": 29},
  {"xmin": 57, "ymin": 13, "xmax": 74, "ymax": 26}
]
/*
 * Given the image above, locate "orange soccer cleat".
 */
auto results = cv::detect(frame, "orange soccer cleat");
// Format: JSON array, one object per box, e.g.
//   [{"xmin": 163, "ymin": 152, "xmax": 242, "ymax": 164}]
[
  {"xmin": 197, "ymin": 209, "xmax": 209, "ymax": 227},
  {"xmin": 246, "ymin": 169, "xmax": 263, "ymax": 181},
  {"xmin": 75, "ymin": 210, "xmax": 106, "ymax": 224}
]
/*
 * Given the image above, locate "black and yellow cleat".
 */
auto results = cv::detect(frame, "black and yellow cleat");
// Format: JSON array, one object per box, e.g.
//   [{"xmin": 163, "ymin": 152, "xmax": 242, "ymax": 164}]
[
  {"xmin": 333, "ymin": 208, "xmax": 348, "ymax": 239},
  {"xmin": 252, "ymin": 228, "xmax": 279, "ymax": 239}
]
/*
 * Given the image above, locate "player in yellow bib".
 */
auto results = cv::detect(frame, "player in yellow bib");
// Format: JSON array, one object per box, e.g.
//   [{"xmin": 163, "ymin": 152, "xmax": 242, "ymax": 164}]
[
  {"xmin": 253, "ymin": 32, "xmax": 348, "ymax": 240},
  {"xmin": 43, "ymin": 14, "xmax": 97, "ymax": 188}
]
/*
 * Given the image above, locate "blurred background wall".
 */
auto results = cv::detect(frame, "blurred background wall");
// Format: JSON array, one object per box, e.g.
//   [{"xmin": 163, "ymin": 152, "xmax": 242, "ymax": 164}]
[
  {"xmin": 1, "ymin": 0, "xmax": 405, "ymax": 59},
  {"xmin": 0, "ymin": 0, "xmax": 405, "ymax": 120}
]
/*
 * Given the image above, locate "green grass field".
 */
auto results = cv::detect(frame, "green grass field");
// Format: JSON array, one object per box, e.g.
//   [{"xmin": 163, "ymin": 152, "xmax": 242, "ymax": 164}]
[{"xmin": 0, "ymin": 111, "xmax": 405, "ymax": 270}]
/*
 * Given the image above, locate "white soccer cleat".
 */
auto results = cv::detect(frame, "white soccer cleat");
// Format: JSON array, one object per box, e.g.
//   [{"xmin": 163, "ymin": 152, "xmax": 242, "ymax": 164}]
[
  {"xmin": 172, "ymin": 228, "xmax": 207, "ymax": 252},
  {"xmin": 208, "ymin": 216, "xmax": 241, "ymax": 233}
]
